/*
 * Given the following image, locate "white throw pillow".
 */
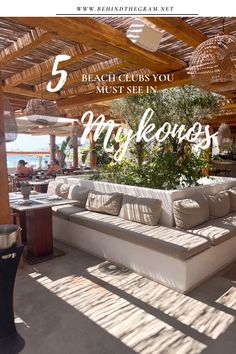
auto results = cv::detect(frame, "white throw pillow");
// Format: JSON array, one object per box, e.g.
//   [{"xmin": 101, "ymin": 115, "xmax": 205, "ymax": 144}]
[
  {"xmin": 173, "ymin": 196, "xmax": 209, "ymax": 229},
  {"xmin": 119, "ymin": 195, "xmax": 162, "ymax": 226},
  {"xmin": 68, "ymin": 185, "xmax": 90, "ymax": 207},
  {"xmin": 86, "ymin": 190, "xmax": 123, "ymax": 216}
]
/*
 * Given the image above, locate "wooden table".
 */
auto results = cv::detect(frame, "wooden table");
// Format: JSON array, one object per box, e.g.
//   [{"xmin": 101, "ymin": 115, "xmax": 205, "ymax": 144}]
[{"xmin": 9, "ymin": 193, "xmax": 77, "ymax": 264}]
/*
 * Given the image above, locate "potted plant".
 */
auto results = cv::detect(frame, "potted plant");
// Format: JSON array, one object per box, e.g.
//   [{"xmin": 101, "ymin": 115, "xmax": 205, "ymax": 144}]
[{"xmin": 20, "ymin": 181, "xmax": 31, "ymax": 200}]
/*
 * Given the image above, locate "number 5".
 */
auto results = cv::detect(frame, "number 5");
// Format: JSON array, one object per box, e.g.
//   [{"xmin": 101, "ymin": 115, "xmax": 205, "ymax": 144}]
[{"xmin": 47, "ymin": 54, "xmax": 71, "ymax": 92}]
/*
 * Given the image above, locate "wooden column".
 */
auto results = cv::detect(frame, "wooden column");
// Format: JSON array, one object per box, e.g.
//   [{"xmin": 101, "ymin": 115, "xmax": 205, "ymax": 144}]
[
  {"xmin": 89, "ymin": 132, "xmax": 97, "ymax": 169},
  {"xmin": 0, "ymin": 90, "xmax": 11, "ymax": 224},
  {"xmin": 49, "ymin": 134, "xmax": 56, "ymax": 161},
  {"xmin": 73, "ymin": 145, "xmax": 79, "ymax": 168},
  {"xmin": 113, "ymin": 128, "xmax": 119, "ymax": 151}
]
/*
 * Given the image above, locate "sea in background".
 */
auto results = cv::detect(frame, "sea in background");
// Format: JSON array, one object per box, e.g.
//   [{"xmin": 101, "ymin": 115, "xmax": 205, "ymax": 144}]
[{"xmin": 7, "ymin": 154, "xmax": 50, "ymax": 168}]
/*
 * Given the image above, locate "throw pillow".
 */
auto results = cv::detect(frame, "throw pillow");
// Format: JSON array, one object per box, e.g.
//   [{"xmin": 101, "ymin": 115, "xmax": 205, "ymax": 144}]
[
  {"xmin": 68, "ymin": 185, "xmax": 90, "ymax": 207},
  {"xmin": 86, "ymin": 190, "xmax": 123, "ymax": 215},
  {"xmin": 119, "ymin": 195, "xmax": 162, "ymax": 226},
  {"xmin": 207, "ymin": 191, "xmax": 230, "ymax": 218},
  {"xmin": 173, "ymin": 196, "xmax": 209, "ymax": 229}
]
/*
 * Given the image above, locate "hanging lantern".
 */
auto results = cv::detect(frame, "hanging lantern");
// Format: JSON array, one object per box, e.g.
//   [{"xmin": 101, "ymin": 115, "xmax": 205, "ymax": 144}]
[
  {"xmin": 217, "ymin": 122, "xmax": 232, "ymax": 152},
  {"xmin": 218, "ymin": 123, "xmax": 231, "ymax": 141},
  {"xmin": 189, "ymin": 33, "xmax": 236, "ymax": 92},
  {"xmin": 25, "ymin": 99, "xmax": 59, "ymax": 126},
  {"xmin": 0, "ymin": 94, "xmax": 18, "ymax": 144},
  {"xmin": 70, "ymin": 121, "xmax": 83, "ymax": 147}
]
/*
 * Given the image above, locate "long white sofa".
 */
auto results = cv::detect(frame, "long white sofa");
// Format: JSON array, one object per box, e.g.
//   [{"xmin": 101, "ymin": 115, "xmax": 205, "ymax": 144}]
[{"xmin": 52, "ymin": 176, "xmax": 236, "ymax": 293}]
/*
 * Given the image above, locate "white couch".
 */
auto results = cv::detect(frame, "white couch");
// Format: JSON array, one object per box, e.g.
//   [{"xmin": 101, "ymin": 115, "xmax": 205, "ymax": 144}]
[{"xmin": 52, "ymin": 177, "xmax": 236, "ymax": 293}]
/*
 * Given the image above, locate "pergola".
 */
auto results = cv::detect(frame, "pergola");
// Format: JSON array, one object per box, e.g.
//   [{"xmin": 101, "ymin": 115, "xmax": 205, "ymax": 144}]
[{"xmin": 1, "ymin": 16, "xmax": 236, "ymax": 223}]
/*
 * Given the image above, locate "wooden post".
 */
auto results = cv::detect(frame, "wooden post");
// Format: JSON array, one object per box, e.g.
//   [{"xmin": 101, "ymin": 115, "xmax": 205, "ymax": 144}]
[
  {"xmin": 0, "ymin": 90, "xmax": 11, "ymax": 224},
  {"xmin": 113, "ymin": 128, "xmax": 119, "ymax": 152},
  {"xmin": 49, "ymin": 134, "xmax": 56, "ymax": 161},
  {"xmin": 73, "ymin": 145, "xmax": 79, "ymax": 168},
  {"xmin": 89, "ymin": 132, "xmax": 97, "ymax": 169}
]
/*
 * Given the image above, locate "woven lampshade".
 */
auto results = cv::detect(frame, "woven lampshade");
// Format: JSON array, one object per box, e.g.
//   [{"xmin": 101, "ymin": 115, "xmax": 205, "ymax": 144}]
[
  {"xmin": 189, "ymin": 33, "xmax": 236, "ymax": 92},
  {"xmin": 25, "ymin": 99, "xmax": 59, "ymax": 126},
  {"xmin": 217, "ymin": 122, "xmax": 232, "ymax": 147},
  {"xmin": 70, "ymin": 121, "xmax": 83, "ymax": 147},
  {"xmin": 0, "ymin": 94, "xmax": 18, "ymax": 144}
]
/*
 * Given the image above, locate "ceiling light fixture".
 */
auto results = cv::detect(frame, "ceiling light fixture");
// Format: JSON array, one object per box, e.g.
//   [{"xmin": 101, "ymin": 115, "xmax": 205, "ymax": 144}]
[{"xmin": 126, "ymin": 18, "xmax": 162, "ymax": 52}]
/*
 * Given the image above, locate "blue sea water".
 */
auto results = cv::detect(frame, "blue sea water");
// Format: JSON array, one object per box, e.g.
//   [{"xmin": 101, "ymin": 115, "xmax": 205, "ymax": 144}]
[{"xmin": 7, "ymin": 154, "xmax": 50, "ymax": 168}]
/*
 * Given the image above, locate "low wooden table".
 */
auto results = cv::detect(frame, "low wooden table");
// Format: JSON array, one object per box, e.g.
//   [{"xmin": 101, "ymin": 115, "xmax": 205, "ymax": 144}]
[{"xmin": 9, "ymin": 193, "xmax": 77, "ymax": 264}]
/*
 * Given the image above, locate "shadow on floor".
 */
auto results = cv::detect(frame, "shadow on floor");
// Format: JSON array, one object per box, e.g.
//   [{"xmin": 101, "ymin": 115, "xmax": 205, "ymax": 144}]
[{"xmin": 14, "ymin": 241, "xmax": 236, "ymax": 354}]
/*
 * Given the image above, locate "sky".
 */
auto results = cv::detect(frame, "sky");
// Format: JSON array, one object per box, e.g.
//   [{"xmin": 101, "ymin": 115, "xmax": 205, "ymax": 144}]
[{"xmin": 7, "ymin": 134, "xmax": 64, "ymax": 151}]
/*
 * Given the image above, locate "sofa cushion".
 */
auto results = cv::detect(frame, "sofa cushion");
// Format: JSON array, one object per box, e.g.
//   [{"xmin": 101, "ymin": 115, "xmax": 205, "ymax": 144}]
[
  {"xmin": 228, "ymin": 189, "xmax": 236, "ymax": 212},
  {"xmin": 173, "ymin": 196, "xmax": 209, "ymax": 230},
  {"xmin": 86, "ymin": 190, "xmax": 123, "ymax": 216},
  {"xmin": 47, "ymin": 181, "xmax": 70, "ymax": 198},
  {"xmin": 52, "ymin": 205, "xmax": 85, "ymax": 220},
  {"xmin": 70, "ymin": 211, "xmax": 210, "ymax": 260},
  {"xmin": 188, "ymin": 212, "xmax": 236, "ymax": 245},
  {"xmin": 207, "ymin": 191, "xmax": 230, "ymax": 218},
  {"xmin": 67, "ymin": 185, "xmax": 90, "ymax": 207},
  {"xmin": 119, "ymin": 195, "xmax": 162, "ymax": 226},
  {"xmin": 58, "ymin": 183, "xmax": 70, "ymax": 198},
  {"xmin": 47, "ymin": 181, "xmax": 63, "ymax": 196}
]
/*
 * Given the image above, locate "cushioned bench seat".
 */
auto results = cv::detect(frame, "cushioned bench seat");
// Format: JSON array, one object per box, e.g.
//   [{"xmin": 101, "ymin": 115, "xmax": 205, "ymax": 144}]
[
  {"xmin": 188, "ymin": 212, "xmax": 236, "ymax": 245},
  {"xmin": 52, "ymin": 181, "xmax": 236, "ymax": 293},
  {"xmin": 70, "ymin": 211, "xmax": 210, "ymax": 260},
  {"xmin": 52, "ymin": 205, "xmax": 85, "ymax": 220}
]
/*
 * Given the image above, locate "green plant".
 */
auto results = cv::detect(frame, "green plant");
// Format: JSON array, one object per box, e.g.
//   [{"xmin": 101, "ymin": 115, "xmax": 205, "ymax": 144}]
[
  {"xmin": 91, "ymin": 144, "xmax": 210, "ymax": 190},
  {"xmin": 111, "ymin": 85, "xmax": 221, "ymax": 168},
  {"xmin": 55, "ymin": 136, "xmax": 71, "ymax": 168}
]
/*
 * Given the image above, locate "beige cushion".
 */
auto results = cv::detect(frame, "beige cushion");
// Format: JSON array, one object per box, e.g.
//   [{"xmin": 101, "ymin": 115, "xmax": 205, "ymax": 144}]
[
  {"xmin": 228, "ymin": 189, "xmax": 236, "ymax": 212},
  {"xmin": 207, "ymin": 191, "xmax": 230, "ymax": 218},
  {"xmin": 47, "ymin": 181, "xmax": 63, "ymax": 196},
  {"xmin": 173, "ymin": 196, "xmax": 209, "ymax": 230},
  {"xmin": 70, "ymin": 211, "xmax": 210, "ymax": 260},
  {"xmin": 52, "ymin": 205, "xmax": 85, "ymax": 220},
  {"xmin": 119, "ymin": 195, "xmax": 162, "ymax": 226},
  {"xmin": 188, "ymin": 213, "xmax": 236, "ymax": 245},
  {"xmin": 57, "ymin": 183, "xmax": 70, "ymax": 199},
  {"xmin": 68, "ymin": 185, "xmax": 90, "ymax": 207},
  {"xmin": 86, "ymin": 190, "xmax": 123, "ymax": 216}
]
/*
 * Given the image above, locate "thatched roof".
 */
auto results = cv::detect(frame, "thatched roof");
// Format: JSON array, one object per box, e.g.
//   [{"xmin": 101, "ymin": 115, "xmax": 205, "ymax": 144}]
[{"xmin": 0, "ymin": 16, "xmax": 236, "ymax": 134}]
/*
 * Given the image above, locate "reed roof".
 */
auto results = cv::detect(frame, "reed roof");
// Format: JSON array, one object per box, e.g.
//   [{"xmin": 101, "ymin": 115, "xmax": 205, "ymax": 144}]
[{"xmin": 0, "ymin": 16, "xmax": 236, "ymax": 133}]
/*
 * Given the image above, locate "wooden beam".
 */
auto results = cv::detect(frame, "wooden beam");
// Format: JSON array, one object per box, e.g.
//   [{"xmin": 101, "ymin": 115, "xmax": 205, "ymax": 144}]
[
  {"xmin": 36, "ymin": 58, "xmax": 130, "ymax": 92},
  {"xmin": 59, "ymin": 67, "xmax": 154, "ymax": 98},
  {"xmin": 49, "ymin": 134, "xmax": 56, "ymax": 161},
  {"xmin": 0, "ymin": 88, "xmax": 11, "ymax": 224},
  {"xmin": 224, "ymin": 20, "xmax": 236, "ymax": 34},
  {"xmin": 89, "ymin": 131, "xmax": 96, "ymax": 169},
  {"xmin": 14, "ymin": 17, "xmax": 186, "ymax": 72},
  {"xmin": 0, "ymin": 28, "xmax": 54, "ymax": 67},
  {"xmin": 206, "ymin": 114, "xmax": 236, "ymax": 126},
  {"xmin": 146, "ymin": 17, "xmax": 207, "ymax": 47},
  {"xmin": 4, "ymin": 46, "xmax": 96, "ymax": 88},
  {"xmin": 6, "ymin": 151, "xmax": 50, "ymax": 156},
  {"xmin": 220, "ymin": 90, "xmax": 236, "ymax": 99},
  {"xmin": 3, "ymin": 85, "xmax": 59, "ymax": 100},
  {"xmin": 58, "ymin": 69, "xmax": 191, "ymax": 108},
  {"xmin": 73, "ymin": 145, "xmax": 79, "ymax": 168},
  {"xmin": 221, "ymin": 102, "xmax": 236, "ymax": 110}
]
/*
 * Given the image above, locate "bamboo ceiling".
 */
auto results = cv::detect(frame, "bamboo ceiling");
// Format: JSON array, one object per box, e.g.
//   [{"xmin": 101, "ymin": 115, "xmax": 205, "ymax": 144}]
[{"xmin": 0, "ymin": 16, "xmax": 236, "ymax": 134}]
